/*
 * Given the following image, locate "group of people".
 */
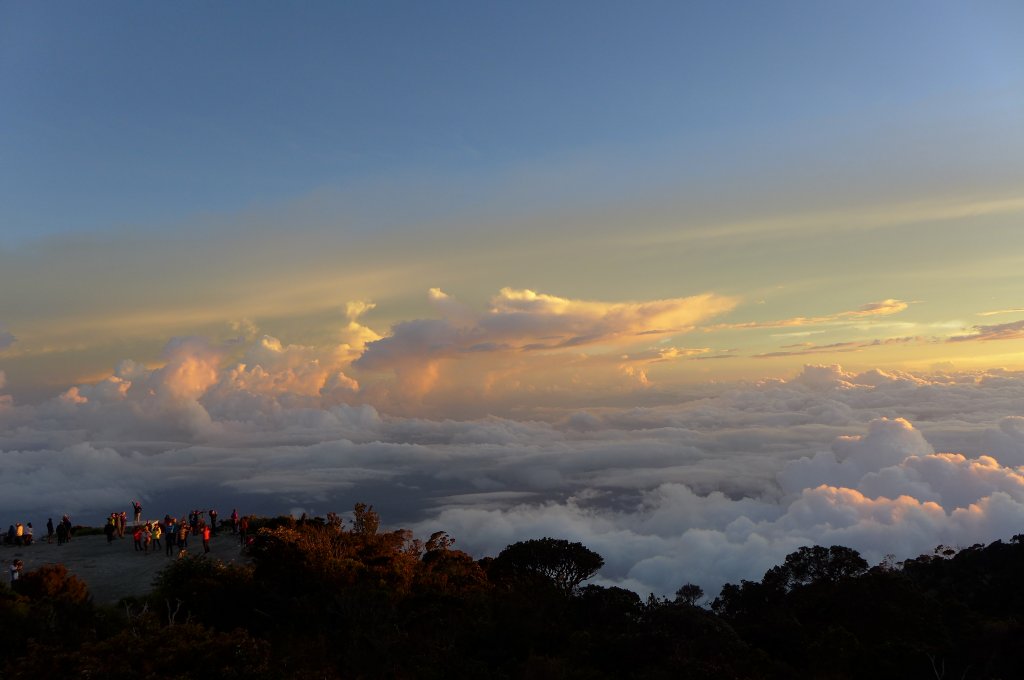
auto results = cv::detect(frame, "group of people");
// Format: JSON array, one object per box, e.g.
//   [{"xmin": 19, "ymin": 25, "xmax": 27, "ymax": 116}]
[
  {"xmin": 103, "ymin": 502, "xmax": 250, "ymax": 558},
  {"xmin": 3, "ymin": 515, "xmax": 74, "ymax": 547},
  {"xmin": 5, "ymin": 516, "xmax": 73, "ymax": 590},
  {"xmin": 3, "ymin": 502, "xmax": 253, "ymax": 565},
  {"xmin": 4, "ymin": 523, "xmax": 32, "ymax": 546},
  {"xmin": 3, "ymin": 503, "xmax": 261, "ymax": 594}
]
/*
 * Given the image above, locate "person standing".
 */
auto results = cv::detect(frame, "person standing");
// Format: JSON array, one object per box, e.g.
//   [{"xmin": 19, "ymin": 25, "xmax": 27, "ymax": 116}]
[
  {"xmin": 131, "ymin": 500, "xmax": 142, "ymax": 526},
  {"xmin": 15, "ymin": 523, "xmax": 23, "ymax": 546},
  {"xmin": 177, "ymin": 519, "xmax": 189, "ymax": 555},
  {"xmin": 202, "ymin": 523, "xmax": 211, "ymax": 554},
  {"xmin": 231, "ymin": 509, "xmax": 239, "ymax": 534},
  {"xmin": 165, "ymin": 518, "xmax": 176, "ymax": 557},
  {"xmin": 9, "ymin": 559, "xmax": 23, "ymax": 590},
  {"xmin": 46, "ymin": 518, "xmax": 54, "ymax": 544},
  {"xmin": 152, "ymin": 522, "xmax": 162, "ymax": 553},
  {"xmin": 24, "ymin": 523, "xmax": 33, "ymax": 546},
  {"xmin": 209, "ymin": 509, "xmax": 218, "ymax": 535}
]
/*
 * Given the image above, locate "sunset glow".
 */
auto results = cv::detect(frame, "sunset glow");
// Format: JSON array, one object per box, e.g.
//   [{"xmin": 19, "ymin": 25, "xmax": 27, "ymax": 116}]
[{"xmin": 2, "ymin": 2, "xmax": 1024, "ymax": 598}]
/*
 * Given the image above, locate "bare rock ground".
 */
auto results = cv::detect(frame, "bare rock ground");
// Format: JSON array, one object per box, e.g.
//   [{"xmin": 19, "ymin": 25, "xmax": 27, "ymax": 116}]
[{"xmin": 3, "ymin": 530, "xmax": 250, "ymax": 604}]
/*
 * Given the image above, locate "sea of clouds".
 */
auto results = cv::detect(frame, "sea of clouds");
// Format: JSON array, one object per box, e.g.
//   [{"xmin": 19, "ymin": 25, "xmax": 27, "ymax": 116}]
[{"xmin": 4, "ymin": 329, "xmax": 1024, "ymax": 599}]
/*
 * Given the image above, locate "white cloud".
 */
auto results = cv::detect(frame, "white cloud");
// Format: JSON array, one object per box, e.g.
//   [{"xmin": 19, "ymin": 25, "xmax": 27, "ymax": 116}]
[
  {"xmin": 981, "ymin": 416, "xmax": 1024, "ymax": 467},
  {"xmin": 3, "ymin": 359, "xmax": 1024, "ymax": 600}
]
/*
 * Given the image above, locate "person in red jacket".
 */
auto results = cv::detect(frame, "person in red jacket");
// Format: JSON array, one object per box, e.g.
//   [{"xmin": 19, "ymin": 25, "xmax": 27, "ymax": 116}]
[{"xmin": 202, "ymin": 523, "xmax": 211, "ymax": 554}]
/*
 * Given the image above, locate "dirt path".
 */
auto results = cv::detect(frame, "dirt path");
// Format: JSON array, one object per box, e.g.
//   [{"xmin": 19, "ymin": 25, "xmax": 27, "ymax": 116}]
[{"xmin": 3, "ymin": 530, "xmax": 250, "ymax": 604}]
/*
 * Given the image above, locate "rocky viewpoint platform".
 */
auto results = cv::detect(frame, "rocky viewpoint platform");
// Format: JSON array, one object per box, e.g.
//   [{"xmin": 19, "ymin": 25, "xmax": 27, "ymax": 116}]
[{"xmin": 3, "ymin": 529, "xmax": 249, "ymax": 604}]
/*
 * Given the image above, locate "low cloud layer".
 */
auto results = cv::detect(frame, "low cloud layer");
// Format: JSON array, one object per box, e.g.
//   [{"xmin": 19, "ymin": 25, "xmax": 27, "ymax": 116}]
[{"xmin": 4, "ymin": 337, "xmax": 1024, "ymax": 598}]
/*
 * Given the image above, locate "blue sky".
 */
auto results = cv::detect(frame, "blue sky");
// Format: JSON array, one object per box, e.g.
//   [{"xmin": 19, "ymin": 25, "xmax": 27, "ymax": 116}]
[{"xmin": 4, "ymin": 1, "xmax": 1022, "ymax": 241}]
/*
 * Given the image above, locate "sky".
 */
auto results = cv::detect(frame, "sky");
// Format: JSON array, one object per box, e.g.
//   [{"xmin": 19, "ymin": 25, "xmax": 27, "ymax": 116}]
[{"xmin": 2, "ymin": 2, "xmax": 1024, "ymax": 597}]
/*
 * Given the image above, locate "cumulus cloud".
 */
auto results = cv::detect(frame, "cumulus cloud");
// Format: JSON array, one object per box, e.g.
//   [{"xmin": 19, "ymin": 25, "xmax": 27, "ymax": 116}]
[
  {"xmin": 358, "ymin": 288, "xmax": 736, "ymax": 363},
  {"xmin": 339, "ymin": 301, "xmax": 382, "ymax": 357},
  {"xmin": 420, "ymin": 416, "xmax": 1024, "ymax": 598},
  {"xmin": 980, "ymin": 417, "xmax": 1024, "ymax": 467},
  {"xmin": 776, "ymin": 417, "xmax": 934, "ymax": 492},
  {"xmin": 487, "ymin": 288, "xmax": 737, "ymax": 342},
  {"xmin": 354, "ymin": 287, "xmax": 737, "ymax": 405}
]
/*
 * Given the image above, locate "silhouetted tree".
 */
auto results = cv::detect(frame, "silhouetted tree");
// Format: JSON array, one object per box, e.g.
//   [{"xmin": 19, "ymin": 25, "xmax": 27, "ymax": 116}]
[
  {"xmin": 763, "ymin": 545, "xmax": 868, "ymax": 591},
  {"xmin": 675, "ymin": 582, "xmax": 705, "ymax": 606},
  {"xmin": 493, "ymin": 537, "xmax": 604, "ymax": 595}
]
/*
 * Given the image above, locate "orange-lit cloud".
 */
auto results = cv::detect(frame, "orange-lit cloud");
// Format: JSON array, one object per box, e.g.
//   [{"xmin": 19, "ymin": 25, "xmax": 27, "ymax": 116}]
[
  {"xmin": 339, "ymin": 301, "xmax": 383, "ymax": 356},
  {"xmin": 488, "ymin": 288, "xmax": 737, "ymax": 343},
  {"xmin": 630, "ymin": 194, "xmax": 1024, "ymax": 248},
  {"xmin": 712, "ymin": 299, "xmax": 909, "ymax": 331},
  {"xmin": 354, "ymin": 287, "xmax": 738, "ymax": 400},
  {"xmin": 948, "ymin": 319, "xmax": 1024, "ymax": 343},
  {"xmin": 753, "ymin": 336, "xmax": 922, "ymax": 358},
  {"xmin": 153, "ymin": 337, "xmax": 223, "ymax": 402},
  {"xmin": 978, "ymin": 308, "xmax": 1024, "ymax": 317},
  {"xmin": 216, "ymin": 336, "xmax": 345, "ymax": 398},
  {"xmin": 619, "ymin": 347, "xmax": 714, "ymax": 362}
]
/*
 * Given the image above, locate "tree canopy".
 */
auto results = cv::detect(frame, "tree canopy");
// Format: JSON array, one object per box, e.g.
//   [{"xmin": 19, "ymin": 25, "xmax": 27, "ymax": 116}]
[{"xmin": 493, "ymin": 536, "xmax": 605, "ymax": 594}]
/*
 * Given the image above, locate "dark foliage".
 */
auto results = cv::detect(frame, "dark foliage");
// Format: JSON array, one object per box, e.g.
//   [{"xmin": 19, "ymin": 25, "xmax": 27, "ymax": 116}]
[
  {"xmin": 492, "ymin": 536, "xmax": 605, "ymax": 595},
  {"xmin": 6, "ymin": 505, "xmax": 1024, "ymax": 679},
  {"xmin": 713, "ymin": 541, "xmax": 1024, "ymax": 678}
]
